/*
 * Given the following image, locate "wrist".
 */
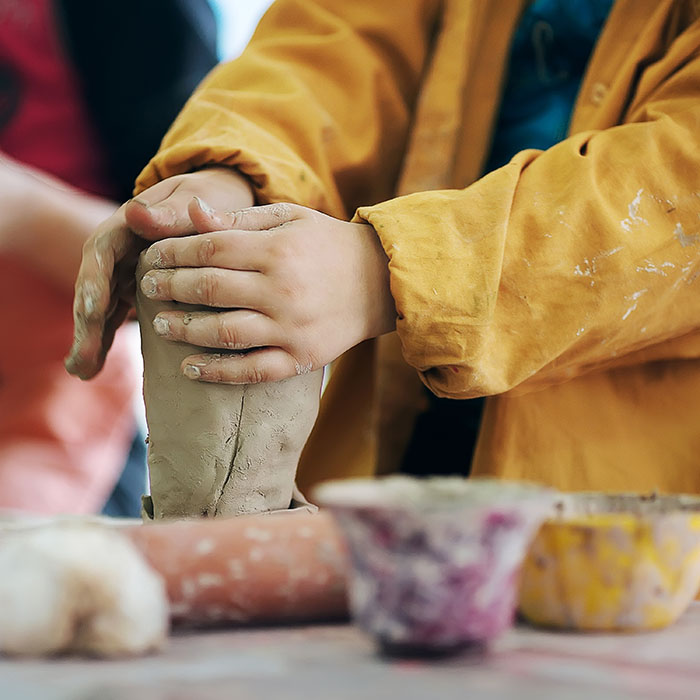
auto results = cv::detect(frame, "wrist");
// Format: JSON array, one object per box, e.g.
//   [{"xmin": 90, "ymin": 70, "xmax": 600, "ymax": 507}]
[
  {"xmin": 359, "ymin": 222, "xmax": 397, "ymax": 341},
  {"xmin": 199, "ymin": 166, "xmax": 256, "ymax": 208}
]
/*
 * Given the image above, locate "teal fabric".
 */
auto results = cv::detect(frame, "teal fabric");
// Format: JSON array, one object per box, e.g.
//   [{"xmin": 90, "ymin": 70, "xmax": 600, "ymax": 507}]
[{"xmin": 484, "ymin": 0, "xmax": 614, "ymax": 173}]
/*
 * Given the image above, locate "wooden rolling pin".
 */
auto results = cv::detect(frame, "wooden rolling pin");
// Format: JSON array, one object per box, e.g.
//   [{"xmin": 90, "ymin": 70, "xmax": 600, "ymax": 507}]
[{"xmin": 123, "ymin": 511, "xmax": 349, "ymax": 625}]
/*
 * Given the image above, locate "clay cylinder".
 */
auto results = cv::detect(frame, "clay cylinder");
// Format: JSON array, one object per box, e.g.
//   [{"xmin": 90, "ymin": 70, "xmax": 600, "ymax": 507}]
[{"xmin": 135, "ymin": 254, "xmax": 322, "ymax": 519}]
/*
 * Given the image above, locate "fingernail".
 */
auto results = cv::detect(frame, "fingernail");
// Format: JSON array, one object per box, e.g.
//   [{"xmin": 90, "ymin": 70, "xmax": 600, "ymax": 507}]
[
  {"xmin": 193, "ymin": 196, "xmax": 216, "ymax": 216},
  {"xmin": 153, "ymin": 316, "xmax": 170, "ymax": 336},
  {"xmin": 183, "ymin": 364, "xmax": 201, "ymax": 379},
  {"xmin": 193, "ymin": 196, "xmax": 226, "ymax": 228},
  {"xmin": 147, "ymin": 246, "xmax": 164, "ymax": 268},
  {"xmin": 140, "ymin": 274, "xmax": 158, "ymax": 297}
]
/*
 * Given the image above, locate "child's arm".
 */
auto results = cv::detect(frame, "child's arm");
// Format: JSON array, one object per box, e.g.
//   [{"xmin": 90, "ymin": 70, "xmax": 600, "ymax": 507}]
[
  {"xmin": 0, "ymin": 154, "xmax": 116, "ymax": 292},
  {"xmin": 134, "ymin": 2, "xmax": 700, "ymax": 398},
  {"xmin": 68, "ymin": 0, "xmax": 439, "ymax": 379}
]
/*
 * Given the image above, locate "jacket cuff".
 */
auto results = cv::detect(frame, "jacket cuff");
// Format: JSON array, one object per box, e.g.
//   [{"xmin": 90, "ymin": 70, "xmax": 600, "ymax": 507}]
[{"xmin": 353, "ymin": 162, "xmax": 528, "ymax": 398}]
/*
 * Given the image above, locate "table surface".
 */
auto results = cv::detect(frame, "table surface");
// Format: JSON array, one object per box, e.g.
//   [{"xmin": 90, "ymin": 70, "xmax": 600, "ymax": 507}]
[{"xmin": 3, "ymin": 603, "xmax": 700, "ymax": 700}]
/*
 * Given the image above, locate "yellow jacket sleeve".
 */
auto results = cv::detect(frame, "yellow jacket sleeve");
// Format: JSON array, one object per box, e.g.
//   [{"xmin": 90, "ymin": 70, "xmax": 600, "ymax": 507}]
[
  {"xmin": 357, "ymin": 23, "xmax": 700, "ymax": 399},
  {"xmin": 135, "ymin": 0, "xmax": 440, "ymax": 218}
]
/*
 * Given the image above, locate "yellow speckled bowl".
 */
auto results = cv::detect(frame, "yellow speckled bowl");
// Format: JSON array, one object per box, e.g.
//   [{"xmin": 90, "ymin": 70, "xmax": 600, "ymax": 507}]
[{"xmin": 519, "ymin": 493, "xmax": 700, "ymax": 631}]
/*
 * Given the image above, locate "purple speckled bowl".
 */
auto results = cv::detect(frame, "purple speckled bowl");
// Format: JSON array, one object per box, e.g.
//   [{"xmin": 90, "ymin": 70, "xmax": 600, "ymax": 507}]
[{"xmin": 315, "ymin": 477, "xmax": 554, "ymax": 653}]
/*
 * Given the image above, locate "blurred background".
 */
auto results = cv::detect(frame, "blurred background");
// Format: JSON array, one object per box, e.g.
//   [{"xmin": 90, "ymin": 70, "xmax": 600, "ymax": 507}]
[
  {"xmin": 212, "ymin": 0, "xmax": 272, "ymax": 60},
  {"xmin": 0, "ymin": 0, "xmax": 273, "ymax": 519}
]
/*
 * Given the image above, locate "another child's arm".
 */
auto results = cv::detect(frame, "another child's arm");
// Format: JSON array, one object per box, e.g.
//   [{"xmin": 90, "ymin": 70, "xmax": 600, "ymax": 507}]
[{"xmin": 0, "ymin": 154, "xmax": 116, "ymax": 292}]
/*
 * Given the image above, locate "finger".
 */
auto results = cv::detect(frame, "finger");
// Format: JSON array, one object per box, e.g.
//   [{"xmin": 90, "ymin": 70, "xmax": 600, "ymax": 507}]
[
  {"xmin": 65, "ymin": 300, "xmax": 105, "ymax": 379},
  {"xmin": 189, "ymin": 197, "xmax": 302, "ymax": 234},
  {"xmin": 126, "ymin": 170, "xmax": 256, "ymax": 242},
  {"xmin": 67, "ymin": 177, "xmax": 185, "ymax": 376},
  {"xmin": 77, "ymin": 221, "xmax": 133, "ymax": 320},
  {"xmin": 66, "ymin": 292, "xmax": 132, "ymax": 380},
  {"xmin": 66, "ymin": 215, "xmax": 136, "ymax": 378},
  {"xmin": 125, "ymin": 197, "xmax": 197, "ymax": 242},
  {"xmin": 152, "ymin": 309, "xmax": 284, "ymax": 350},
  {"xmin": 143, "ymin": 230, "xmax": 269, "ymax": 272},
  {"xmin": 140, "ymin": 267, "xmax": 267, "ymax": 309},
  {"xmin": 124, "ymin": 175, "xmax": 212, "ymax": 241},
  {"xmin": 180, "ymin": 348, "xmax": 312, "ymax": 384},
  {"xmin": 186, "ymin": 196, "xmax": 230, "ymax": 232}
]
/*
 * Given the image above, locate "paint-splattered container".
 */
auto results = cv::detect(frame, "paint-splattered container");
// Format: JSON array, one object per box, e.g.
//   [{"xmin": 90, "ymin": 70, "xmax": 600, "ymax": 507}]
[
  {"xmin": 315, "ymin": 476, "xmax": 553, "ymax": 653},
  {"xmin": 519, "ymin": 493, "xmax": 700, "ymax": 631}
]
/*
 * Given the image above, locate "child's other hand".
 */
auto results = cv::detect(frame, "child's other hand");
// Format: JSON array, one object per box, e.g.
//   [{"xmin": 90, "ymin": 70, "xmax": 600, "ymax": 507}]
[
  {"xmin": 65, "ymin": 168, "xmax": 254, "ymax": 380},
  {"xmin": 139, "ymin": 199, "xmax": 397, "ymax": 384}
]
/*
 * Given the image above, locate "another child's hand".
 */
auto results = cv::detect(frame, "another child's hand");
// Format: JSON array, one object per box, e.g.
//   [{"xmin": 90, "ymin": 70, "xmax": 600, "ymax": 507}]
[
  {"xmin": 65, "ymin": 168, "xmax": 255, "ymax": 380},
  {"xmin": 139, "ymin": 199, "xmax": 397, "ymax": 384}
]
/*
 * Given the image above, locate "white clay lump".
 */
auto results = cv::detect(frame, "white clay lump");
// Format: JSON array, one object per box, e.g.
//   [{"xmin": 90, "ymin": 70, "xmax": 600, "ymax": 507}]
[{"xmin": 0, "ymin": 524, "xmax": 168, "ymax": 657}]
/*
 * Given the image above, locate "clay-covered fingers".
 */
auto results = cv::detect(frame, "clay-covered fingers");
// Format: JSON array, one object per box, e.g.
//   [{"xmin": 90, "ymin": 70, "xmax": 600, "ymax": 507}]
[
  {"xmin": 141, "ymin": 197, "xmax": 305, "ymax": 272},
  {"xmin": 140, "ymin": 267, "xmax": 268, "ymax": 309},
  {"xmin": 143, "ymin": 230, "xmax": 269, "ymax": 272},
  {"xmin": 66, "ymin": 207, "xmax": 143, "ymax": 379},
  {"xmin": 180, "ymin": 348, "xmax": 313, "ymax": 384},
  {"xmin": 152, "ymin": 309, "xmax": 283, "ymax": 351}
]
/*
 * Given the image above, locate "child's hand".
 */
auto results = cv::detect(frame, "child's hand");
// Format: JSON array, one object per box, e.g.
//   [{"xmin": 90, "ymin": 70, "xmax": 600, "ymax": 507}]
[
  {"xmin": 139, "ymin": 199, "xmax": 397, "ymax": 384},
  {"xmin": 65, "ymin": 168, "xmax": 255, "ymax": 380}
]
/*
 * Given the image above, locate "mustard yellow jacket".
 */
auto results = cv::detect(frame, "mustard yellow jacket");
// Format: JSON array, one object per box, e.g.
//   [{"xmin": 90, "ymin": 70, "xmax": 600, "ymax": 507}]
[{"xmin": 137, "ymin": 0, "xmax": 700, "ymax": 495}]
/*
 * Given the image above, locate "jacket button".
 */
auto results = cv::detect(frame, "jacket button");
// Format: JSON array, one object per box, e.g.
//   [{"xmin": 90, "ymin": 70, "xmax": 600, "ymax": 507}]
[{"xmin": 590, "ymin": 82, "xmax": 608, "ymax": 105}]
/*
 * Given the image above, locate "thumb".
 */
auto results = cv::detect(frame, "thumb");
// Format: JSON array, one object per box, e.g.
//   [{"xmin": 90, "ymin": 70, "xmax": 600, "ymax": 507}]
[
  {"xmin": 189, "ymin": 197, "xmax": 301, "ymax": 233},
  {"xmin": 187, "ymin": 195, "xmax": 231, "ymax": 232},
  {"xmin": 125, "ymin": 183, "xmax": 200, "ymax": 242}
]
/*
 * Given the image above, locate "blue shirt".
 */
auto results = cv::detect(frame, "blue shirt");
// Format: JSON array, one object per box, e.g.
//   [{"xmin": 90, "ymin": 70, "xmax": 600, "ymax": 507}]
[{"xmin": 484, "ymin": 0, "xmax": 614, "ymax": 173}]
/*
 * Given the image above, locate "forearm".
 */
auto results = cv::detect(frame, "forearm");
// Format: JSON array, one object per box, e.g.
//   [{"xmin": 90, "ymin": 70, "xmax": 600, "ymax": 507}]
[{"xmin": 6, "ymin": 179, "xmax": 117, "ymax": 293}]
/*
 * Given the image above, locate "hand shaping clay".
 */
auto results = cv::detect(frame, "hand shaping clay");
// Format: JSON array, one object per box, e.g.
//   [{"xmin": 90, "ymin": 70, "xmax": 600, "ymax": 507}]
[
  {"xmin": 136, "ymin": 255, "xmax": 323, "ymax": 519},
  {"xmin": 0, "ymin": 524, "xmax": 168, "ymax": 657}
]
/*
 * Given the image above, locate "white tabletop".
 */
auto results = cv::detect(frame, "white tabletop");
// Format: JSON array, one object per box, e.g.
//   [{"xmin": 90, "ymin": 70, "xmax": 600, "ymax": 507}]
[{"xmin": 2, "ymin": 603, "xmax": 699, "ymax": 700}]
